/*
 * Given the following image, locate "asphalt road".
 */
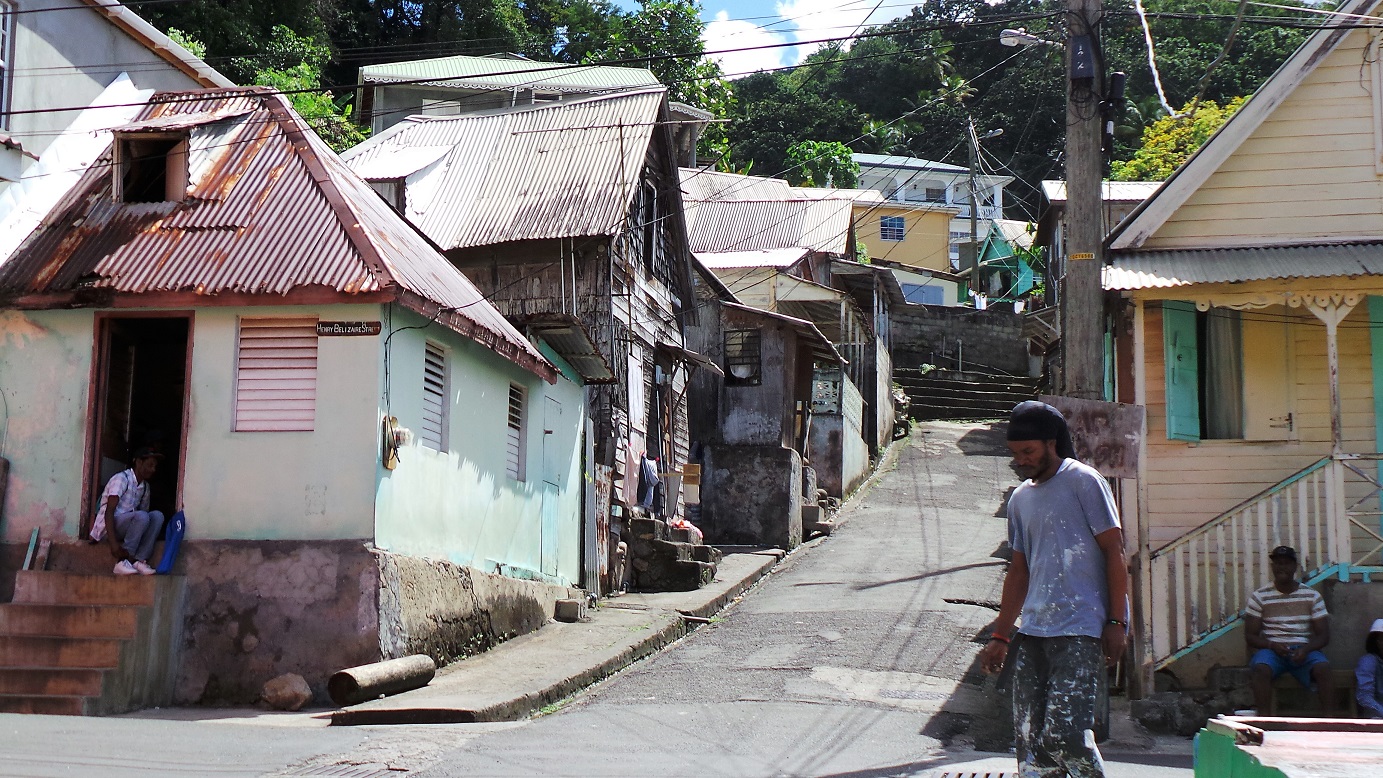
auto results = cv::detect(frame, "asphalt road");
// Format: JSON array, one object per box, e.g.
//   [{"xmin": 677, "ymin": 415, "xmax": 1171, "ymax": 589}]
[
  {"xmin": 0, "ymin": 422, "xmax": 1196, "ymax": 778},
  {"xmin": 413, "ymin": 421, "xmax": 1195, "ymax": 778}
]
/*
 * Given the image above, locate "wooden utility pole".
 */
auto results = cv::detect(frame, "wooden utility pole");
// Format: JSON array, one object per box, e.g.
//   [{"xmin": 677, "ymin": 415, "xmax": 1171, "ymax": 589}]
[{"xmin": 1060, "ymin": 0, "xmax": 1105, "ymax": 398}]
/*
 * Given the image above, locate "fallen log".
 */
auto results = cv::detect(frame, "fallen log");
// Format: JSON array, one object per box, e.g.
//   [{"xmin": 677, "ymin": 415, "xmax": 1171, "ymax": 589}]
[{"xmin": 328, "ymin": 654, "xmax": 437, "ymax": 707}]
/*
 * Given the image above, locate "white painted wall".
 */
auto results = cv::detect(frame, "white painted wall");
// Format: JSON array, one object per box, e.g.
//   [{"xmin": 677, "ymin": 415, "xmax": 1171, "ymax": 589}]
[
  {"xmin": 8, "ymin": 0, "xmax": 214, "ymax": 160},
  {"xmin": 0, "ymin": 308, "xmax": 95, "ymax": 542},
  {"xmin": 184, "ymin": 305, "xmax": 381, "ymax": 540},
  {"xmin": 372, "ymin": 306, "xmax": 586, "ymax": 586}
]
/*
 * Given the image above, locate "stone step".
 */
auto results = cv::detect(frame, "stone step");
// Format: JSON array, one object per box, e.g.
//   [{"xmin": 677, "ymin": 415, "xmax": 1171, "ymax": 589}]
[
  {"xmin": 910, "ymin": 407, "xmax": 1012, "ymax": 421},
  {"xmin": 0, "ymin": 603, "xmax": 140, "ymax": 639},
  {"xmin": 0, "ymin": 694, "xmax": 89, "ymax": 716},
  {"xmin": 0, "ymin": 668, "xmax": 104, "ymax": 697},
  {"xmin": 630, "ymin": 538, "xmax": 693, "ymax": 562},
  {"xmin": 629, "ymin": 517, "xmax": 669, "ymax": 541},
  {"xmin": 0, "ymin": 636, "xmax": 123, "ymax": 669},
  {"xmin": 668, "ymin": 526, "xmax": 696, "ymax": 544},
  {"xmin": 691, "ymin": 545, "xmax": 722, "ymax": 565},
  {"xmin": 12, "ymin": 571, "xmax": 158, "ymax": 607}
]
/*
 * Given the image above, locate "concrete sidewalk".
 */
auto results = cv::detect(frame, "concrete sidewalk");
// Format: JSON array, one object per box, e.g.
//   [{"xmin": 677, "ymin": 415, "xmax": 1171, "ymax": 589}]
[{"xmin": 330, "ymin": 549, "xmax": 785, "ymax": 726}]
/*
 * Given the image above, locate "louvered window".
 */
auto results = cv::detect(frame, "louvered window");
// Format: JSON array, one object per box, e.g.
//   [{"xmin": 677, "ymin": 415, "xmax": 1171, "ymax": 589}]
[
  {"xmin": 234, "ymin": 318, "xmax": 318, "ymax": 432},
  {"xmin": 506, "ymin": 384, "xmax": 526, "ymax": 481},
  {"xmin": 421, "ymin": 342, "xmax": 447, "ymax": 450}
]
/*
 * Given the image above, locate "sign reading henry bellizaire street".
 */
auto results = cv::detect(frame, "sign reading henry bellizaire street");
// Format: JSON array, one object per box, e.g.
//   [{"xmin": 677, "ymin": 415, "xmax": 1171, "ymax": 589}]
[{"xmin": 316, "ymin": 321, "xmax": 383, "ymax": 337}]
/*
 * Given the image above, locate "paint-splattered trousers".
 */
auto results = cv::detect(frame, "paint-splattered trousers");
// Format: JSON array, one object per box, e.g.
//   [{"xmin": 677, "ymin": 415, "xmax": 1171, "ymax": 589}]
[{"xmin": 1011, "ymin": 634, "xmax": 1106, "ymax": 778}]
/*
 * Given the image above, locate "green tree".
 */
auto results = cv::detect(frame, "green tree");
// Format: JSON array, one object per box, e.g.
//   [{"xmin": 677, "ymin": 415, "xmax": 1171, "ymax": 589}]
[
  {"xmin": 249, "ymin": 26, "xmax": 369, "ymax": 153},
  {"xmin": 1110, "ymin": 97, "xmax": 1246, "ymax": 181},
  {"xmin": 166, "ymin": 28, "xmax": 207, "ymax": 60},
  {"xmin": 786, "ymin": 140, "xmax": 859, "ymax": 188},
  {"xmin": 585, "ymin": 0, "xmax": 733, "ymax": 160}
]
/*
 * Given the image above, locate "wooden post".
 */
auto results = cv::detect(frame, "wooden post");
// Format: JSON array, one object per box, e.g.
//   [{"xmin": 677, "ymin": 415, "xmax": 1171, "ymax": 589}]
[{"xmin": 1059, "ymin": 0, "xmax": 1105, "ymax": 399}]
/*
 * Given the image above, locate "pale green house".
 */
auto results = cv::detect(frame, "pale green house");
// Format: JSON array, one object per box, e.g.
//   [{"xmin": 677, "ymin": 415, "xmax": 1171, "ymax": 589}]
[{"xmin": 0, "ymin": 87, "xmax": 588, "ymax": 710}]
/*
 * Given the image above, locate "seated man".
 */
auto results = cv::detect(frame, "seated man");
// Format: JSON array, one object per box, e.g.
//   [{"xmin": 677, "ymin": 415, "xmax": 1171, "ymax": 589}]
[
  {"xmin": 1244, "ymin": 545, "xmax": 1333, "ymax": 714},
  {"xmin": 1358, "ymin": 619, "xmax": 1383, "ymax": 718},
  {"xmin": 89, "ymin": 447, "xmax": 165, "ymax": 576}
]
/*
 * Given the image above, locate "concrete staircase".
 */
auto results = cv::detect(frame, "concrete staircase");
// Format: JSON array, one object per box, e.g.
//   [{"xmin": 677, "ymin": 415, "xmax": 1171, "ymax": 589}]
[
  {"xmin": 0, "ymin": 560, "xmax": 185, "ymax": 715},
  {"xmin": 628, "ymin": 517, "xmax": 722, "ymax": 592},
  {"xmin": 896, "ymin": 368, "xmax": 1041, "ymax": 421}
]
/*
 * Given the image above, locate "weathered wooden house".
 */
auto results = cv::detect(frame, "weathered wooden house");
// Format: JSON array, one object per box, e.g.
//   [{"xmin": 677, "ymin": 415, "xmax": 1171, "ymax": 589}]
[
  {"xmin": 0, "ymin": 87, "xmax": 589, "ymax": 713},
  {"xmin": 680, "ymin": 168, "xmax": 900, "ymax": 495},
  {"xmin": 342, "ymin": 89, "xmax": 713, "ymax": 591},
  {"xmin": 1103, "ymin": 0, "xmax": 1383, "ymax": 692},
  {"xmin": 684, "ymin": 268, "xmax": 845, "ymax": 549}
]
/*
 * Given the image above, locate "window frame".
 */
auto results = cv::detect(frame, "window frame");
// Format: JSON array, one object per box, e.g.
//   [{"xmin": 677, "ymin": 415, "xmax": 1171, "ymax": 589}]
[
  {"xmin": 420, "ymin": 341, "xmax": 448, "ymax": 451},
  {"xmin": 724, "ymin": 329, "xmax": 763, "ymax": 386},
  {"xmin": 233, "ymin": 317, "xmax": 318, "ymax": 432},
  {"xmin": 506, "ymin": 383, "xmax": 527, "ymax": 481},
  {"xmin": 879, "ymin": 215, "xmax": 906, "ymax": 242},
  {"xmin": 114, "ymin": 132, "xmax": 190, "ymax": 203}
]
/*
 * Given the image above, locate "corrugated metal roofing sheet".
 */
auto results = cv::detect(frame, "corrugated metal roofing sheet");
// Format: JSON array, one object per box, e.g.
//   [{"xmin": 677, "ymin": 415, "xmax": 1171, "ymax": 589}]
[
  {"xmin": 852, "ymin": 153, "xmax": 968, "ymax": 174},
  {"xmin": 1104, "ymin": 243, "xmax": 1383, "ymax": 290},
  {"xmin": 359, "ymin": 54, "xmax": 659, "ymax": 93},
  {"xmin": 683, "ymin": 198, "xmax": 852, "ymax": 255},
  {"xmin": 679, "ymin": 168, "xmax": 796, "ymax": 202},
  {"xmin": 695, "ymin": 248, "xmax": 809, "ymax": 269},
  {"xmin": 342, "ymin": 89, "xmax": 665, "ymax": 250},
  {"xmin": 0, "ymin": 87, "xmax": 551, "ymax": 379}
]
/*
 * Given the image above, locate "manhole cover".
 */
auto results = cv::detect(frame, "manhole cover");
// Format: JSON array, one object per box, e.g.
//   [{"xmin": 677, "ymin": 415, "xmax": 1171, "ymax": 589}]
[
  {"xmin": 930, "ymin": 772, "xmax": 1012, "ymax": 778},
  {"xmin": 282, "ymin": 765, "xmax": 405, "ymax": 778}
]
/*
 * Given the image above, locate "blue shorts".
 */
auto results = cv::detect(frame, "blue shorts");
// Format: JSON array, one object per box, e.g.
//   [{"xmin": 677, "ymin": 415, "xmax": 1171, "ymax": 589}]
[{"xmin": 1251, "ymin": 647, "xmax": 1329, "ymax": 687}]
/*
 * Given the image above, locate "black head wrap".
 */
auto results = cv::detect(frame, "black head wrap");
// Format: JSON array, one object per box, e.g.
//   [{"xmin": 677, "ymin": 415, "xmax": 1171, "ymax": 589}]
[{"xmin": 1006, "ymin": 400, "xmax": 1076, "ymax": 460}]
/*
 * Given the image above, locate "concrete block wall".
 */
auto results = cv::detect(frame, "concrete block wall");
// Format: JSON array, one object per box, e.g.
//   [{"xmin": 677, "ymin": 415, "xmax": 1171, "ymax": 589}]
[
  {"xmin": 890, "ymin": 304, "xmax": 1028, "ymax": 375},
  {"xmin": 701, "ymin": 445, "xmax": 803, "ymax": 550}
]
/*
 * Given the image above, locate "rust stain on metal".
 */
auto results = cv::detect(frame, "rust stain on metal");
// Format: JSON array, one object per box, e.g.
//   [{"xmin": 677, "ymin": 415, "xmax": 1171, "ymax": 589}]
[{"xmin": 0, "ymin": 87, "xmax": 555, "ymax": 382}]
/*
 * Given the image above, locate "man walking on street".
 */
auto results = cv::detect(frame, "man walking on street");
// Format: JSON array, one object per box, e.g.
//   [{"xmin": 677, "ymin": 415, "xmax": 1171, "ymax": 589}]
[{"xmin": 980, "ymin": 401, "xmax": 1130, "ymax": 778}]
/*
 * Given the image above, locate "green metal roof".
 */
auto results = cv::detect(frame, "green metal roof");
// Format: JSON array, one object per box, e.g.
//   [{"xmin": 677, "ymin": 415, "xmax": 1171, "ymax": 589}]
[{"xmin": 359, "ymin": 54, "xmax": 660, "ymax": 93}]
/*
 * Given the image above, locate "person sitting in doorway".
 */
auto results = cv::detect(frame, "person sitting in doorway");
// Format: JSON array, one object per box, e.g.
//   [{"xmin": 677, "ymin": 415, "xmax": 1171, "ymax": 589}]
[
  {"xmin": 1357, "ymin": 619, "xmax": 1383, "ymax": 718},
  {"xmin": 89, "ymin": 447, "xmax": 165, "ymax": 576},
  {"xmin": 1244, "ymin": 545, "xmax": 1333, "ymax": 714}
]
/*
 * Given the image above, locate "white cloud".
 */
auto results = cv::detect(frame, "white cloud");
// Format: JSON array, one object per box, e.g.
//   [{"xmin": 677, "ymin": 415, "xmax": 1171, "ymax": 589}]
[
  {"xmin": 702, "ymin": 10, "xmax": 788, "ymax": 78},
  {"xmin": 775, "ymin": 0, "xmax": 896, "ymax": 63}
]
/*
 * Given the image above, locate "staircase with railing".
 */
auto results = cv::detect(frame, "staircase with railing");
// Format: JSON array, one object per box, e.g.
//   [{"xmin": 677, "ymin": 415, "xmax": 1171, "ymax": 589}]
[{"xmin": 1148, "ymin": 454, "xmax": 1383, "ymax": 670}]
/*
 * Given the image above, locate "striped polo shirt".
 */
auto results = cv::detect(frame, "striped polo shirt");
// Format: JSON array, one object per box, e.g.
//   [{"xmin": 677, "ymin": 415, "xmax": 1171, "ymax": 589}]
[{"xmin": 1246, "ymin": 583, "xmax": 1328, "ymax": 644}]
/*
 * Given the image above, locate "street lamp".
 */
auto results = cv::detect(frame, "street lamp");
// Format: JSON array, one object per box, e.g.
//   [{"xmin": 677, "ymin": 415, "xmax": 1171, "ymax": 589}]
[{"xmin": 1000, "ymin": 28, "xmax": 1063, "ymax": 49}]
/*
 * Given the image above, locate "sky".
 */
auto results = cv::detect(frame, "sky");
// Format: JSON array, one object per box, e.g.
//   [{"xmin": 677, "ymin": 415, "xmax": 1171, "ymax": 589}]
[{"xmin": 615, "ymin": 0, "xmax": 913, "ymax": 78}]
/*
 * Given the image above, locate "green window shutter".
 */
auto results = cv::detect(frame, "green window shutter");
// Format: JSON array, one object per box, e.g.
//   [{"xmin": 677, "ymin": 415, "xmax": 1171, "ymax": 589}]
[{"xmin": 1163, "ymin": 301, "xmax": 1201, "ymax": 441}]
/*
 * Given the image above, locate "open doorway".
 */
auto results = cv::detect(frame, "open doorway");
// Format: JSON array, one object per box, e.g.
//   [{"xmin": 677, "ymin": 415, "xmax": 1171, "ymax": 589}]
[{"xmin": 83, "ymin": 316, "xmax": 191, "ymax": 538}]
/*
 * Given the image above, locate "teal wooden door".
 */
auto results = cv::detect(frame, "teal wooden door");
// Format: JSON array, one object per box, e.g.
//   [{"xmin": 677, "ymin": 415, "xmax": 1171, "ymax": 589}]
[
  {"xmin": 1162, "ymin": 301, "xmax": 1201, "ymax": 441},
  {"xmin": 540, "ymin": 397, "xmax": 562, "ymax": 577}
]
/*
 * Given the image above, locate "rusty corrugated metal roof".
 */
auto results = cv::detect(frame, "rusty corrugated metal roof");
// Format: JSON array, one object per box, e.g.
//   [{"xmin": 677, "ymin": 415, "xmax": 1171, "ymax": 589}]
[
  {"xmin": 0, "ymin": 87, "xmax": 553, "ymax": 380},
  {"xmin": 1104, "ymin": 243, "xmax": 1383, "ymax": 290},
  {"xmin": 683, "ymin": 198, "xmax": 853, "ymax": 255},
  {"xmin": 342, "ymin": 89, "xmax": 665, "ymax": 250}
]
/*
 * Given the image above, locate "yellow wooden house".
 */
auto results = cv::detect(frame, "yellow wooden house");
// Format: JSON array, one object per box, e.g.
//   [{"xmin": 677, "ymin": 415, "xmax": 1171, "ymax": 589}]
[{"xmin": 1105, "ymin": 0, "xmax": 1383, "ymax": 690}]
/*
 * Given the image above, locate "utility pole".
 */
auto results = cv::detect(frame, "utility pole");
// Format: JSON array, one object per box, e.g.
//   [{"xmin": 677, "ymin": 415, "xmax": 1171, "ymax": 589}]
[{"xmin": 1060, "ymin": 0, "xmax": 1105, "ymax": 399}]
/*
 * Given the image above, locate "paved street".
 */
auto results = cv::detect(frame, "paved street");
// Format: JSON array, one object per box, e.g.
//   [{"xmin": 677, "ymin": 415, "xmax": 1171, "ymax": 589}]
[
  {"xmin": 412, "ymin": 421, "xmax": 1193, "ymax": 777},
  {"xmin": 0, "ymin": 422, "xmax": 1195, "ymax": 777}
]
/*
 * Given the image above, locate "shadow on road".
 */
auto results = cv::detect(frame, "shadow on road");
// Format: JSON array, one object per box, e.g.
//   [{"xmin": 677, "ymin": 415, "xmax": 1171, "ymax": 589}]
[
  {"xmin": 955, "ymin": 424, "xmax": 1009, "ymax": 456},
  {"xmin": 851, "ymin": 561, "xmax": 1008, "ymax": 591}
]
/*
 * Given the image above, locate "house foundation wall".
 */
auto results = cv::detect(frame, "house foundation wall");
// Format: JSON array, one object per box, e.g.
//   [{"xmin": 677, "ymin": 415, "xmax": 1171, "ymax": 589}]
[
  {"xmin": 174, "ymin": 539, "xmax": 381, "ymax": 706},
  {"xmin": 376, "ymin": 549, "xmax": 578, "ymax": 664},
  {"xmin": 701, "ymin": 445, "xmax": 803, "ymax": 549}
]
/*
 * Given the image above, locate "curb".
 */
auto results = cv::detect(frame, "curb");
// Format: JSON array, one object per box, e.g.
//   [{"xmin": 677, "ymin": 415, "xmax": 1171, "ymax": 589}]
[{"xmin": 330, "ymin": 551, "xmax": 783, "ymax": 726}]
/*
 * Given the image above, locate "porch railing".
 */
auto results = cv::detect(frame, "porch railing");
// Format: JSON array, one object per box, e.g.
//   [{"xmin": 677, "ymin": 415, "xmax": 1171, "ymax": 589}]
[{"xmin": 1147, "ymin": 454, "xmax": 1383, "ymax": 670}]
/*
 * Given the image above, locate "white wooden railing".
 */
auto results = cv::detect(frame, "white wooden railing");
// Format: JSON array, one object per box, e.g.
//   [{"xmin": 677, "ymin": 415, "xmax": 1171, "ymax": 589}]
[{"xmin": 1146, "ymin": 455, "xmax": 1383, "ymax": 669}]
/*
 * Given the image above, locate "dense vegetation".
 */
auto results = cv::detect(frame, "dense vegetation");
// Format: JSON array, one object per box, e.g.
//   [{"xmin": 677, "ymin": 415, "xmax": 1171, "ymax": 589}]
[{"xmin": 140, "ymin": 0, "xmax": 1315, "ymax": 212}]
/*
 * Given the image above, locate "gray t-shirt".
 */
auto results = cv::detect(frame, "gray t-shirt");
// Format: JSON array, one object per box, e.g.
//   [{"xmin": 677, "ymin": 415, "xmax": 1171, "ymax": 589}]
[{"xmin": 1008, "ymin": 458, "xmax": 1121, "ymax": 639}]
